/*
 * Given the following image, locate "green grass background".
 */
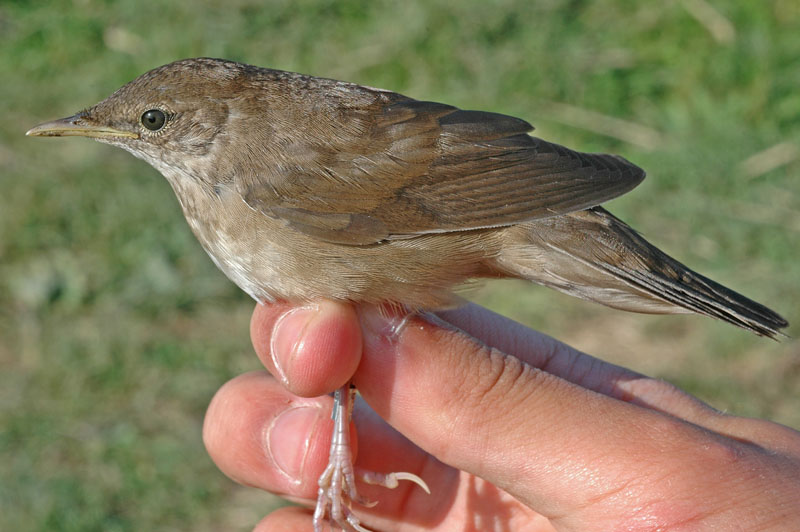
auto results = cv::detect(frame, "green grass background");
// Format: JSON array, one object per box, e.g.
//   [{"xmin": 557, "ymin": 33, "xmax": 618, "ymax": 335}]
[{"xmin": 1, "ymin": 0, "xmax": 798, "ymax": 530}]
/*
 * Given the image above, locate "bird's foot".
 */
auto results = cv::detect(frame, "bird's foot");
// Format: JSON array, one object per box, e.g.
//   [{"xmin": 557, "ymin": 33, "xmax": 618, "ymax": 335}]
[{"xmin": 312, "ymin": 385, "xmax": 429, "ymax": 532}]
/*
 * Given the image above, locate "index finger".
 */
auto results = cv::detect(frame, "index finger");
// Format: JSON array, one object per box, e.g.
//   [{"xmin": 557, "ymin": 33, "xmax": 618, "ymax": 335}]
[{"xmin": 435, "ymin": 303, "xmax": 719, "ymax": 422}]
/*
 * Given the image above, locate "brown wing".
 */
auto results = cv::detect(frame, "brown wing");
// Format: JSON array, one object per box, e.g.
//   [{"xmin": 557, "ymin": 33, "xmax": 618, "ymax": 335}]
[{"xmin": 236, "ymin": 97, "xmax": 646, "ymax": 245}]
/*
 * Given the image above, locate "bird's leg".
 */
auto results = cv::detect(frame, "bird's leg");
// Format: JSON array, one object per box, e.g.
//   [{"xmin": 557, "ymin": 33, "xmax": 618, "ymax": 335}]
[
  {"xmin": 313, "ymin": 384, "xmax": 364, "ymax": 532},
  {"xmin": 312, "ymin": 383, "xmax": 430, "ymax": 532}
]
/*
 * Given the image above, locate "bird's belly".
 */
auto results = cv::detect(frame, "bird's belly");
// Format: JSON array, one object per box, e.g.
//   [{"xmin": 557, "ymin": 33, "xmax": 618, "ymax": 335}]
[
  {"xmin": 190, "ymin": 215, "xmax": 496, "ymax": 308},
  {"xmin": 182, "ymin": 195, "xmax": 498, "ymax": 307},
  {"xmin": 204, "ymin": 242, "xmax": 275, "ymax": 302}
]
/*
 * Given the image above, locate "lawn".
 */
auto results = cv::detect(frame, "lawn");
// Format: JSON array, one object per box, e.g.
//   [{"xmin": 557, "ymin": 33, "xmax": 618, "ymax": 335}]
[{"xmin": 1, "ymin": 1, "xmax": 798, "ymax": 530}]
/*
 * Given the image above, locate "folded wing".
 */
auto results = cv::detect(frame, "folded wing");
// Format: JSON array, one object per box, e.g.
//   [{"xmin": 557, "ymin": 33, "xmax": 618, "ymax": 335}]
[{"xmin": 237, "ymin": 98, "xmax": 646, "ymax": 245}]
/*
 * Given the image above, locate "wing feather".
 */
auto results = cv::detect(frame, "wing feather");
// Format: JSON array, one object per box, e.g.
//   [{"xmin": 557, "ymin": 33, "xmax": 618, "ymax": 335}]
[{"xmin": 237, "ymin": 96, "xmax": 645, "ymax": 245}]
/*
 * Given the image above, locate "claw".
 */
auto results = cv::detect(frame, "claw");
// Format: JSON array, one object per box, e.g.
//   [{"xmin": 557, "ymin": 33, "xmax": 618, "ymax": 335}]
[{"xmin": 359, "ymin": 469, "xmax": 431, "ymax": 494}]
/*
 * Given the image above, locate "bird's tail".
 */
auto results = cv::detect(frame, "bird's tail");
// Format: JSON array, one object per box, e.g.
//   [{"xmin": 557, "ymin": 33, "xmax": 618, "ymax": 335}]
[{"xmin": 495, "ymin": 207, "xmax": 788, "ymax": 339}]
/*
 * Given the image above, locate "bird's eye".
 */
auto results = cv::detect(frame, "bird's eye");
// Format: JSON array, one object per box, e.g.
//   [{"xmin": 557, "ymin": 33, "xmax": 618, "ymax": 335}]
[{"xmin": 141, "ymin": 109, "xmax": 167, "ymax": 131}]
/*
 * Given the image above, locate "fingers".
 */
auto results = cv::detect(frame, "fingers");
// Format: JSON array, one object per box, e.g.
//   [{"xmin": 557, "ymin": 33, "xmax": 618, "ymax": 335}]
[
  {"xmin": 251, "ymin": 299, "xmax": 727, "ymax": 437},
  {"xmin": 436, "ymin": 303, "xmax": 644, "ymax": 395},
  {"xmin": 438, "ymin": 305, "xmax": 800, "ymax": 444},
  {"xmin": 253, "ymin": 299, "xmax": 718, "ymax": 422},
  {"xmin": 250, "ymin": 300, "xmax": 362, "ymax": 397},
  {"xmin": 251, "ymin": 493, "xmax": 556, "ymax": 532},
  {"xmin": 202, "ymin": 371, "xmax": 334, "ymax": 496},
  {"xmin": 250, "ymin": 300, "xmax": 702, "ymax": 519},
  {"xmin": 354, "ymin": 307, "xmax": 777, "ymax": 525},
  {"xmin": 438, "ymin": 304, "xmax": 722, "ymax": 424},
  {"xmin": 242, "ymin": 301, "xmax": 800, "ymax": 529},
  {"xmin": 204, "ymin": 371, "xmax": 473, "ymax": 530}
]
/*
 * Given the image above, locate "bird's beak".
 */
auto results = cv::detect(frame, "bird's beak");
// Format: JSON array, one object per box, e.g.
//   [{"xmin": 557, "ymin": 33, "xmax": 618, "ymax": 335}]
[{"xmin": 26, "ymin": 114, "xmax": 139, "ymax": 140}]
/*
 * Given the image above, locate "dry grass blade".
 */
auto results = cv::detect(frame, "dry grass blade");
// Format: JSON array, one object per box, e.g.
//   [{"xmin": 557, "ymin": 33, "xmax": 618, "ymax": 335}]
[
  {"xmin": 538, "ymin": 101, "xmax": 667, "ymax": 151},
  {"xmin": 740, "ymin": 142, "xmax": 799, "ymax": 179},
  {"xmin": 680, "ymin": 0, "xmax": 736, "ymax": 44}
]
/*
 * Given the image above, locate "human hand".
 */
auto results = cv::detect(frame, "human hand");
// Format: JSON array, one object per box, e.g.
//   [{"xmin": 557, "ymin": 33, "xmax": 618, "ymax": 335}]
[{"xmin": 203, "ymin": 301, "xmax": 800, "ymax": 531}]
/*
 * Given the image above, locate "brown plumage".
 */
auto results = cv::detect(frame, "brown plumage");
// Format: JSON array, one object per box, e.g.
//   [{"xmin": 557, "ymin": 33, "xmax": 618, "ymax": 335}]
[
  {"xmin": 27, "ymin": 57, "xmax": 786, "ymax": 336},
  {"xmin": 27, "ymin": 58, "xmax": 788, "ymax": 531}
]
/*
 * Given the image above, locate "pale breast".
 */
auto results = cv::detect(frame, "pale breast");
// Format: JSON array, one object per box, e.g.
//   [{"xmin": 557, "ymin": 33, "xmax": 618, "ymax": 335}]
[{"xmin": 184, "ymin": 189, "xmax": 288, "ymax": 302}]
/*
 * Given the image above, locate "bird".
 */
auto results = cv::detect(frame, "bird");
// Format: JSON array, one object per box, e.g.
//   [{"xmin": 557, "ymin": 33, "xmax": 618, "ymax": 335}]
[{"xmin": 27, "ymin": 57, "xmax": 788, "ymax": 532}]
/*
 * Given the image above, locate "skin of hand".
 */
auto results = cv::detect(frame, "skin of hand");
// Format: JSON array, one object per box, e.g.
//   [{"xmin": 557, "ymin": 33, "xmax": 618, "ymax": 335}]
[{"xmin": 202, "ymin": 301, "xmax": 800, "ymax": 531}]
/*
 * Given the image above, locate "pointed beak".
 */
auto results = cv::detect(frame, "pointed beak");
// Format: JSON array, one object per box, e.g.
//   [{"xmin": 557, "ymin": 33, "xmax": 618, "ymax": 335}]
[{"xmin": 26, "ymin": 114, "xmax": 139, "ymax": 140}]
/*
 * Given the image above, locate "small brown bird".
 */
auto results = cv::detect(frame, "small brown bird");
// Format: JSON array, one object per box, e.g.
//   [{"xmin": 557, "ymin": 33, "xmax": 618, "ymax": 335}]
[{"xmin": 28, "ymin": 58, "xmax": 787, "ymax": 531}]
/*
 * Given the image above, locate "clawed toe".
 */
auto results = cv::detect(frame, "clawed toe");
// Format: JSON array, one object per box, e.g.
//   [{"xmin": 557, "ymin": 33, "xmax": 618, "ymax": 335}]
[
  {"xmin": 312, "ymin": 384, "xmax": 430, "ymax": 532},
  {"xmin": 314, "ymin": 464, "xmax": 429, "ymax": 531},
  {"xmin": 359, "ymin": 469, "xmax": 430, "ymax": 494}
]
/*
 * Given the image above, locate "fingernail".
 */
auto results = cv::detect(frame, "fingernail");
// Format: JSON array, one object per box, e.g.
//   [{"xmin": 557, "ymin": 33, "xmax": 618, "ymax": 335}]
[
  {"xmin": 271, "ymin": 305, "xmax": 319, "ymax": 385},
  {"xmin": 266, "ymin": 405, "xmax": 323, "ymax": 484}
]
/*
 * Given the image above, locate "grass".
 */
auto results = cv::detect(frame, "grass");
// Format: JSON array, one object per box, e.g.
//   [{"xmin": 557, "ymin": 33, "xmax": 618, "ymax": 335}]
[{"xmin": 1, "ymin": 1, "xmax": 798, "ymax": 530}]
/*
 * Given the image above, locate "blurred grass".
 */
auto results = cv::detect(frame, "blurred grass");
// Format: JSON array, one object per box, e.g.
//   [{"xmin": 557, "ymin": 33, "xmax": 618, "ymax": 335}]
[{"xmin": 1, "ymin": 0, "xmax": 798, "ymax": 530}]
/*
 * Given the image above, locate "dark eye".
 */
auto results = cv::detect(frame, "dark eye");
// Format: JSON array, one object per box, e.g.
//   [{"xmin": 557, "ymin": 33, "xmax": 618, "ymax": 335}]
[{"xmin": 141, "ymin": 109, "xmax": 166, "ymax": 131}]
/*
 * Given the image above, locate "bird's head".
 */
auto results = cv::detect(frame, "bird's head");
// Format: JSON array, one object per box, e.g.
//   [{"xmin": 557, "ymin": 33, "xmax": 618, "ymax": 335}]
[{"xmin": 26, "ymin": 58, "xmax": 255, "ymax": 180}]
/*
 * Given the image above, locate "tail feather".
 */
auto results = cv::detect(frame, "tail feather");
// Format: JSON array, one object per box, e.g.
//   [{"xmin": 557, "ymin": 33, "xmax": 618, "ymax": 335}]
[
  {"xmin": 599, "ymin": 241, "xmax": 788, "ymax": 338},
  {"xmin": 498, "ymin": 207, "xmax": 788, "ymax": 339}
]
